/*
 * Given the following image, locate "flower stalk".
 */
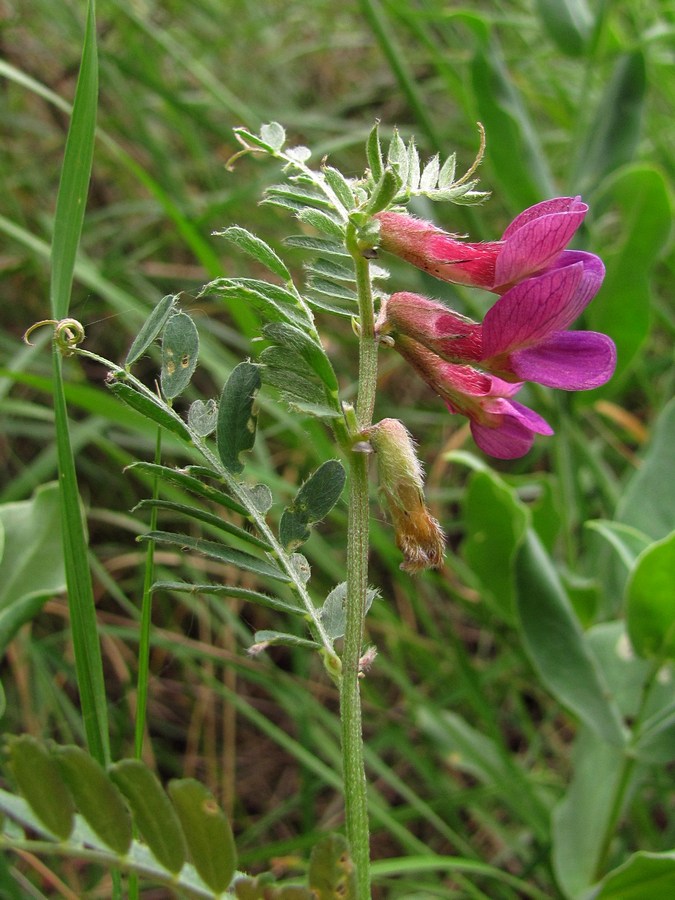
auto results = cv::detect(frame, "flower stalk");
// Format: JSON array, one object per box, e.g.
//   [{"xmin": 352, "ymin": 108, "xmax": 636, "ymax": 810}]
[{"xmin": 340, "ymin": 222, "xmax": 380, "ymax": 898}]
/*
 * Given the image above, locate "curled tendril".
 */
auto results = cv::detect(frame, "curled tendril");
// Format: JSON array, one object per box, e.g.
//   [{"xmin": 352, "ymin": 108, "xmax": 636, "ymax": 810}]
[{"xmin": 23, "ymin": 318, "xmax": 85, "ymax": 356}]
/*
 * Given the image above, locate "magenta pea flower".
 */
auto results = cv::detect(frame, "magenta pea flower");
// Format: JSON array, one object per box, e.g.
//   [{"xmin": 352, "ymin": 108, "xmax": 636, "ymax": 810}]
[
  {"xmin": 376, "ymin": 196, "xmax": 589, "ymax": 292},
  {"xmin": 378, "ymin": 248, "xmax": 616, "ymax": 391},
  {"xmin": 392, "ymin": 334, "xmax": 553, "ymax": 459}
]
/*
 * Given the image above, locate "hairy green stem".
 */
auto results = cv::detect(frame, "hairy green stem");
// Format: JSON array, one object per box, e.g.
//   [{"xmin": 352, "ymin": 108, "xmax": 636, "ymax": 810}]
[{"xmin": 341, "ymin": 226, "xmax": 379, "ymax": 898}]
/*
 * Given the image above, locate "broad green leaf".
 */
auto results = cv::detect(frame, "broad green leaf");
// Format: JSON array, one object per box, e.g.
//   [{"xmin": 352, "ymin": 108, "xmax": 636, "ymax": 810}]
[
  {"xmin": 574, "ymin": 52, "xmax": 646, "ymax": 193},
  {"xmin": 140, "ymin": 532, "xmax": 289, "ymax": 583},
  {"xmin": 109, "ymin": 760, "xmax": 186, "ymax": 874},
  {"xmin": 203, "ymin": 278, "xmax": 309, "ymax": 328},
  {"xmin": 590, "ymin": 852, "xmax": 675, "ymax": 900},
  {"xmin": 263, "ymin": 323, "xmax": 339, "ymax": 394},
  {"xmin": 279, "ymin": 460, "xmax": 346, "ymax": 551},
  {"xmin": 127, "ymin": 462, "xmax": 247, "ymax": 516},
  {"xmin": 305, "ymin": 258, "xmax": 355, "ymax": 282},
  {"xmin": 296, "ymin": 207, "xmax": 346, "ymax": 239},
  {"xmin": 108, "ymin": 379, "xmax": 192, "ymax": 443},
  {"xmin": 419, "ymin": 153, "xmax": 440, "ymax": 192},
  {"xmin": 322, "ymin": 166, "xmax": 356, "ymax": 211},
  {"xmin": 552, "ymin": 726, "xmax": 626, "ymax": 899},
  {"xmin": 309, "ymin": 833, "xmax": 356, "ymax": 899},
  {"xmin": 259, "ymin": 121, "xmax": 285, "ymax": 150},
  {"xmin": 586, "ymin": 521, "xmax": 652, "ymax": 571},
  {"xmin": 364, "ymin": 167, "xmax": 401, "ymax": 215},
  {"xmin": 153, "ymin": 581, "xmax": 303, "ymax": 616},
  {"xmin": 626, "ymin": 532, "xmax": 675, "ymax": 661},
  {"xmin": 515, "ymin": 529, "xmax": 626, "ymax": 745},
  {"xmin": 160, "ymin": 311, "xmax": 199, "ymax": 400},
  {"xmin": 307, "ymin": 277, "xmax": 357, "ymax": 302},
  {"xmin": 471, "ymin": 35, "xmax": 553, "ymax": 207},
  {"xmin": 54, "ymin": 745, "xmax": 132, "ymax": 854},
  {"xmin": 219, "ymin": 226, "xmax": 291, "ymax": 282},
  {"xmin": 0, "ymin": 483, "xmax": 66, "ymax": 655},
  {"xmin": 245, "ymin": 484, "xmax": 274, "ymax": 515},
  {"xmin": 587, "ymin": 623, "xmax": 675, "ymax": 764},
  {"xmin": 8, "ymin": 736, "xmax": 74, "ymax": 840},
  {"xmin": 535, "ymin": 0, "xmax": 592, "ymax": 56},
  {"xmin": 319, "ymin": 582, "xmax": 378, "ymax": 641},
  {"xmin": 251, "ymin": 630, "xmax": 320, "ymax": 651},
  {"xmin": 133, "ymin": 499, "xmax": 272, "ymax": 550},
  {"xmin": 462, "ymin": 470, "xmax": 528, "ymax": 622},
  {"xmin": 125, "ymin": 293, "xmax": 177, "ymax": 368},
  {"xmin": 284, "ymin": 235, "xmax": 349, "ymax": 257},
  {"xmin": 387, "ymin": 129, "xmax": 409, "ymax": 186},
  {"xmin": 216, "ymin": 361, "xmax": 261, "ymax": 475},
  {"xmin": 188, "ymin": 398, "xmax": 218, "ymax": 436},
  {"xmin": 615, "ymin": 397, "xmax": 675, "ymax": 540},
  {"xmin": 437, "ymin": 152, "xmax": 457, "ymax": 188},
  {"xmin": 0, "ymin": 786, "xmax": 229, "ymax": 897},
  {"xmin": 168, "ymin": 779, "xmax": 236, "ymax": 893},
  {"xmin": 366, "ymin": 122, "xmax": 384, "ymax": 182},
  {"xmin": 587, "ymin": 166, "xmax": 671, "ymax": 388}
]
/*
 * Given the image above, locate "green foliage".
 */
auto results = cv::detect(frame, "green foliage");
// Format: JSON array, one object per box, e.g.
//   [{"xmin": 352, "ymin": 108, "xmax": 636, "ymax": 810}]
[
  {"xmin": 2, "ymin": 1, "xmax": 674, "ymax": 897},
  {"xmin": 0, "ymin": 483, "xmax": 65, "ymax": 655},
  {"xmin": 216, "ymin": 361, "xmax": 262, "ymax": 475}
]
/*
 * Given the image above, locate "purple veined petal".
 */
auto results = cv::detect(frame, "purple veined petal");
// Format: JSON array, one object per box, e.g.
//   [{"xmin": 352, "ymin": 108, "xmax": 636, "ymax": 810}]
[
  {"xmin": 500, "ymin": 197, "xmax": 586, "ymax": 240},
  {"xmin": 482, "ymin": 262, "xmax": 585, "ymax": 357},
  {"xmin": 510, "ymin": 331, "xmax": 617, "ymax": 389},
  {"xmin": 495, "ymin": 197, "xmax": 588, "ymax": 287},
  {"xmin": 470, "ymin": 399, "xmax": 554, "ymax": 459}
]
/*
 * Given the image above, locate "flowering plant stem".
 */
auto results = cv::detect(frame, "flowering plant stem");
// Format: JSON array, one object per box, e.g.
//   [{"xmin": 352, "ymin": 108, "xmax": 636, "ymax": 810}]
[{"xmin": 341, "ymin": 225, "xmax": 378, "ymax": 898}]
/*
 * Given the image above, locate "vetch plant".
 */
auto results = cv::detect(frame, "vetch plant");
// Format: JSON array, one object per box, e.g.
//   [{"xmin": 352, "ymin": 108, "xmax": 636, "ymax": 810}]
[{"xmin": 9, "ymin": 121, "xmax": 675, "ymax": 899}]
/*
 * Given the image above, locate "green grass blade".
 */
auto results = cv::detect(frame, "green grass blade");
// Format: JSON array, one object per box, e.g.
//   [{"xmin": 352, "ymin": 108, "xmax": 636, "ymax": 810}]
[
  {"xmin": 48, "ymin": 0, "xmax": 111, "ymax": 770},
  {"xmin": 53, "ymin": 354, "xmax": 110, "ymax": 765},
  {"xmin": 49, "ymin": 0, "xmax": 98, "ymax": 320}
]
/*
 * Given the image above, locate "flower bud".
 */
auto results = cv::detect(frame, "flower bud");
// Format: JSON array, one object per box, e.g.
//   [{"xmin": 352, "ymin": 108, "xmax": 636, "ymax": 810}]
[{"xmin": 368, "ymin": 419, "xmax": 445, "ymax": 573}]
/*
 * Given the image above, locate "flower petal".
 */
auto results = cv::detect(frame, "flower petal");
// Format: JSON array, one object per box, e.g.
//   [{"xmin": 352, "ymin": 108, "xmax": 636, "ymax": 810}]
[
  {"xmin": 510, "ymin": 331, "xmax": 617, "ymax": 389},
  {"xmin": 470, "ymin": 400, "xmax": 553, "ymax": 459},
  {"xmin": 495, "ymin": 197, "xmax": 588, "ymax": 287},
  {"xmin": 482, "ymin": 252, "xmax": 604, "ymax": 358}
]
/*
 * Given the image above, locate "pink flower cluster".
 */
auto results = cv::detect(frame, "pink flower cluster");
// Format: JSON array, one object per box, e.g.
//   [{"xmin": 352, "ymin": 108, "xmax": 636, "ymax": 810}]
[{"xmin": 375, "ymin": 198, "xmax": 616, "ymax": 459}]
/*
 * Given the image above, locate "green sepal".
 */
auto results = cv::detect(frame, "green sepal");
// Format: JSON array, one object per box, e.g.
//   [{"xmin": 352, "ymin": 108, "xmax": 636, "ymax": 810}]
[
  {"xmin": 125, "ymin": 293, "xmax": 177, "ymax": 368},
  {"xmin": 108, "ymin": 379, "xmax": 192, "ymax": 443},
  {"xmin": 160, "ymin": 311, "xmax": 199, "ymax": 400},
  {"xmin": 217, "ymin": 361, "xmax": 261, "ymax": 475},
  {"xmin": 54, "ymin": 745, "xmax": 132, "ymax": 855},
  {"xmin": 168, "ymin": 778, "xmax": 237, "ymax": 893},
  {"xmin": 7, "ymin": 736, "xmax": 74, "ymax": 840},
  {"xmin": 109, "ymin": 759, "xmax": 186, "ymax": 874}
]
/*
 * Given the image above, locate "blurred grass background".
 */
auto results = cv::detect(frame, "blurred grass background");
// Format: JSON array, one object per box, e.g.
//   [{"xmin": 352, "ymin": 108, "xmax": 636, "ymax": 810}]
[{"xmin": 1, "ymin": 0, "xmax": 673, "ymax": 896}]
